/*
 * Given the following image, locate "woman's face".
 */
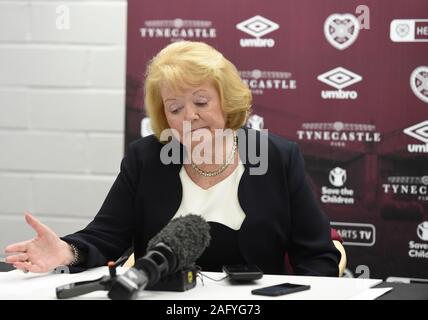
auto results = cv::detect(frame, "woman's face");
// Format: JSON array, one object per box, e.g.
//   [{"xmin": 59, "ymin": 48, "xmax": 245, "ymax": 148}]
[{"xmin": 161, "ymin": 81, "xmax": 226, "ymax": 147}]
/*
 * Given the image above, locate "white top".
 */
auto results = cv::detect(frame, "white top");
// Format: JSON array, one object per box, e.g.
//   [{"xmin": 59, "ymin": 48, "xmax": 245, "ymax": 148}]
[{"xmin": 172, "ymin": 162, "xmax": 246, "ymax": 230}]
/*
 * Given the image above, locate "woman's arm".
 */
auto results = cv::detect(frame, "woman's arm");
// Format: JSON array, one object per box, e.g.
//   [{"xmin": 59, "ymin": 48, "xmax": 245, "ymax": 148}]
[{"xmin": 285, "ymin": 142, "xmax": 341, "ymax": 276}]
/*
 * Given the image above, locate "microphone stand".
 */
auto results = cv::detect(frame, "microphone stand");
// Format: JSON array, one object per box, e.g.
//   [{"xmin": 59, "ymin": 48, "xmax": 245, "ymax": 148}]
[
  {"xmin": 56, "ymin": 246, "xmax": 199, "ymax": 299},
  {"xmin": 56, "ymin": 255, "xmax": 129, "ymax": 299}
]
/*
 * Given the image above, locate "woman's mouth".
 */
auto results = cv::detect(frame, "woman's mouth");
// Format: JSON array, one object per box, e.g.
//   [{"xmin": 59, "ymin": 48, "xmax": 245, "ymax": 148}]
[{"xmin": 191, "ymin": 126, "xmax": 208, "ymax": 132}]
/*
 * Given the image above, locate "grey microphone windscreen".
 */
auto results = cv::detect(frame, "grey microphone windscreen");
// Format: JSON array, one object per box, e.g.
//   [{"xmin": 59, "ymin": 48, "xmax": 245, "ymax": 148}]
[{"xmin": 147, "ymin": 214, "xmax": 211, "ymax": 270}]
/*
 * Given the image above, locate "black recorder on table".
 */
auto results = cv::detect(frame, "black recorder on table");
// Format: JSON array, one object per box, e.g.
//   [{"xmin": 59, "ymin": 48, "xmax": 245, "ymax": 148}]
[{"xmin": 222, "ymin": 264, "xmax": 263, "ymax": 282}]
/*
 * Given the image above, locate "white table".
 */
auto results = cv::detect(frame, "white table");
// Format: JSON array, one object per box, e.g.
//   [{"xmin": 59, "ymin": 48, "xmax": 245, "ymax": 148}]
[{"xmin": 0, "ymin": 266, "xmax": 385, "ymax": 300}]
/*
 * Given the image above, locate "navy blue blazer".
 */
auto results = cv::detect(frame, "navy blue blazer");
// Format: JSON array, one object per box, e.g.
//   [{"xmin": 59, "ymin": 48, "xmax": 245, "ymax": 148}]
[{"xmin": 63, "ymin": 128, "xmax": 340, "ymax": 276}]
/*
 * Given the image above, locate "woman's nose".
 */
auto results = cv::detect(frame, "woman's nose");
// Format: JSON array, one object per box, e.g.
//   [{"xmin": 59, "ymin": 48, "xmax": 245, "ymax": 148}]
[{"xmin": 184, "ymin": 104, "xmax": 199, "ymax": 121}]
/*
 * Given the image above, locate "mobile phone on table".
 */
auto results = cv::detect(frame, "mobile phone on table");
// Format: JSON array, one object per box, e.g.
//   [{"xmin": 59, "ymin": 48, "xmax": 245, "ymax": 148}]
[{"xmin": 251, "ymin": 283, "xmax": 310, "ymax": 296}]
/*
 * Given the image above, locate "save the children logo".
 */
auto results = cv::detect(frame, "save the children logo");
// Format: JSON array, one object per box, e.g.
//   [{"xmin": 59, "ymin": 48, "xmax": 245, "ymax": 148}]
[
  {"xmin": 321, "ymin": 167, "xmax": 355, "ymax": 205},
  {"xmin": 417, "ymin": 221, "xmax": 428, "ymax": 241},
  {"xmin": 329, "ymin": 167, "xmax": 347, "ymax": 187},
  {"xmin": 408, "ymin": 221, "xmax": 428, "ymax": 259}
]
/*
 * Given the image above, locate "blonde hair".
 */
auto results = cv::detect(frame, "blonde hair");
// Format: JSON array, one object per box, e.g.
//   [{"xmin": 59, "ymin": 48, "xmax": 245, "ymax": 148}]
[{"xmin": 144, "ymin": 41, "xmax": 252, "ymax": 140}]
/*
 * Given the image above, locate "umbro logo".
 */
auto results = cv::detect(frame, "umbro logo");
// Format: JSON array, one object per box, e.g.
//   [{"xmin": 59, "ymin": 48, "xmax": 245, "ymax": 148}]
[
  {"xmin": 236, "ymin": 15, "xmax": 279, "ymax": 38},
  {"xmin": 403, "ymin": 121, "xmax": 428, "ymax": 144},
  {"xmin": 317, "ymin": 67, "xmax": 362, "ymax": 99},
  {"xmin": 236, "ymin": 15, "xmax": 279, "ymax": 47},
  {"xmin": 318, "ymin": 67, "xmax": 362, "ymax": 90},
  {"xmin": 403, "ymin": 120, "xmax": 428, "ymax": 153}
]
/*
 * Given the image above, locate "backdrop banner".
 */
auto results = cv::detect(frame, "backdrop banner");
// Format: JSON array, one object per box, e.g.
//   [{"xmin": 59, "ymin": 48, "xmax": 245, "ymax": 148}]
[{"xmin": 125, "ymin": 0, "xmax": 428, "ymax": 279}]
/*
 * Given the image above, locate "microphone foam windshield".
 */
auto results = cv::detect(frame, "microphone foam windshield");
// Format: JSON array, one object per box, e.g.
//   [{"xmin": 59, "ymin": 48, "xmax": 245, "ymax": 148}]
[{"xmin": 147, "ymin": 214, "xmax": 211, "ymax": 270}]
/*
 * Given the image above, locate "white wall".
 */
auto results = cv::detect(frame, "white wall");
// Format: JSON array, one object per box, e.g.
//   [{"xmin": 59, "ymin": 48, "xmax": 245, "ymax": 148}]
[{"xmin": 0, "ymin": 0, "xmax": 127, "ymax": 257}]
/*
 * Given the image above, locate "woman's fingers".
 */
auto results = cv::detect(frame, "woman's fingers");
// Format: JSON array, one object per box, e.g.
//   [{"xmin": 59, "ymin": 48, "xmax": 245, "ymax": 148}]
[
  {"xmin": 13, "ymin": 261, "xmax": 46, "ymax": 273},
  {"xmin": 13, "ymin": 261, "xmax": 30, "ymax": 273},
  {"xmin": 4, "ymin": 239, "xmax": 31, "ymax": 254},
  {"xmin": 4, "ymin": 253, "xmax": 28, "ymax": 263},
  {"xmin": 24, "ymin": 211, "xmax": 49, "ymax": 237},
  {"xmin": 5, "ymin": 211, "xmax": 58, "ymax": 274},
  {"xmin": 26, "ymin": 263, "xmax": 45, "ymax": 273}
]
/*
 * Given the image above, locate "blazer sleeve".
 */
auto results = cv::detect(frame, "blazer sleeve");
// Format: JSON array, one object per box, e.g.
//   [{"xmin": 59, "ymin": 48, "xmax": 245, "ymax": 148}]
[
  {"xmin": 61, "ymin": 142, "xmax": 139, "ymax": 270},
  {"xmin": 285, "ymin": 142, "xmax": 341, "ymax": 276}
]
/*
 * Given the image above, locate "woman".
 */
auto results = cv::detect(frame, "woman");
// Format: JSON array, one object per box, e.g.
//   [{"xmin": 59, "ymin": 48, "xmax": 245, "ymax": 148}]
[{"xmin": 5, "ymin": 41, "xmax": 341, "ymax": 276}]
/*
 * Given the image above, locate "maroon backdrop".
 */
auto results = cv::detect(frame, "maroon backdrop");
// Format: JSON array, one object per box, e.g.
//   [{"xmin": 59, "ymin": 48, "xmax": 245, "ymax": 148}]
[{"xmin": 125, "ymin": 0, "xmax": 428, "ymax": 279}]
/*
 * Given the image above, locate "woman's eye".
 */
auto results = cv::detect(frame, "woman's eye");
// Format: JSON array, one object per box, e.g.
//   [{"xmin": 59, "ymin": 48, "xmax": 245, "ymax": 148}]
[
  {"xmin": 170, "ymin": 106, "xmax": 183, "ymax": 114},
  {"xmin": 194, "ymin": 101, "xmax": 207, "ymax": 107}
]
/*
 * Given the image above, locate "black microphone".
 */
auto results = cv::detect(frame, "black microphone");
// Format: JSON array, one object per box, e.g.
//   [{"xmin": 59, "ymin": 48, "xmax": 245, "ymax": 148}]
[{"xmin": 107, "ymin": 214, "xmax": 211, "ymax": 300}]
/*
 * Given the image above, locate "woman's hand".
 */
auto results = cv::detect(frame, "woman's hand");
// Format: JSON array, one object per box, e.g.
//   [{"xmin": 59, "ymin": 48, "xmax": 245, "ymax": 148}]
[{"xmin": 4, "ymin": 211, "xmax": 75, "ymax": 273}]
